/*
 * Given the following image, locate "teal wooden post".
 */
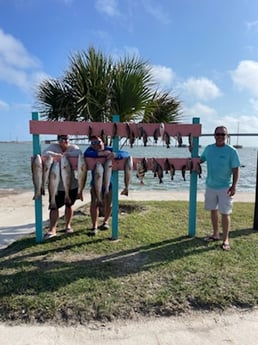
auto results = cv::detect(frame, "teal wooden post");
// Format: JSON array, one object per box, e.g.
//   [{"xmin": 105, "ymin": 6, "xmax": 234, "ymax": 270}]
[
  {"xmin": 188, "ymin": 117, "xmax": 200, "ymax": 237},
  {"xmin": 32, "ymin": 112, "xmax": 43, "ymax": 243},
  {"xmin": 111, "ymin": 115, "xmax": 120, "ymax": 240}
]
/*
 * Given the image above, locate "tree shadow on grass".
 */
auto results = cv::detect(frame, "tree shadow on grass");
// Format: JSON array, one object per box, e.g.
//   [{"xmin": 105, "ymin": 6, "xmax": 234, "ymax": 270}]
[{"xmin": 0, "ymin": 234, "xmax": 220, "ymax": 298}]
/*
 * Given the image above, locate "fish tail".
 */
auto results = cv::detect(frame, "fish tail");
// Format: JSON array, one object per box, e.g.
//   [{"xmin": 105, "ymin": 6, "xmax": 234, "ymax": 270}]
[{"xmin": 120, "ymin": 188, "xmax": 128, "ymax": 196}]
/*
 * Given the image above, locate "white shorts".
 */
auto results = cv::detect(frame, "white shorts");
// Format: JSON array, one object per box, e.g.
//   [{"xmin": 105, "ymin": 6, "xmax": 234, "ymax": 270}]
[{"xmin": 204, "ymin": 187, "xmax": 233, "ymax": 215}]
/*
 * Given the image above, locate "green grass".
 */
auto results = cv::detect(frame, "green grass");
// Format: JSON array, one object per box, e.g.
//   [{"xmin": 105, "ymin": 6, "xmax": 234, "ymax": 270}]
[{"xmin": 0, "ymin": 201, "xmax": 257, "ymax": 325}]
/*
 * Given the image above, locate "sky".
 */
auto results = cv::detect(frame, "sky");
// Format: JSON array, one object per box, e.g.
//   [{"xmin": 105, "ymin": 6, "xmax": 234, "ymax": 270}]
[{"xmin": 1, "ymin": 0, "xmax": 258, "ymax": 147}]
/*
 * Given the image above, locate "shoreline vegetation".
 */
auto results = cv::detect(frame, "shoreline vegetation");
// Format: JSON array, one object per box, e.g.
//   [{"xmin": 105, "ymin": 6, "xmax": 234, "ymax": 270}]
[{"xmin": 0, "ymin": 191, "xmax": 257, "ymax": 325}]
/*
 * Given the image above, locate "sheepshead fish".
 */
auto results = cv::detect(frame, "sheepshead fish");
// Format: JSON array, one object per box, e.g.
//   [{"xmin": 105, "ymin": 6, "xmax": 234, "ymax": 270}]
[
  {"xmin": 152, "ymin": 158, "xmax": 163, "ymax": 184},
  {"xmin": 61, "ymin": 155, "xmax": 72, "ymax": 206},
  {"xmin": 42, "ymin": 154, "xmax": 54, "ymax": 195},
  {"xmin": 77, "ymin": 153, "xmax": 87, "ymax": 201},
  {"xmin": 136, "ymin": 158, "xmax": 147, "ymax": 185},
  {"xmin": 103, "ymin": 158, "xmax": 113, "ymax": 195},
  {"xmin": 121, "ymin": 156, "xmax": 133, "ymax": 196},
  {"xmin": 32, "ymin": 154, "xmax": 43, "ymax": 200},
  {"xmin": 48, "ymin": 160, "xmax": 60, "ymax": 210},
  {"xmin": 93, "ymin": 161, "xmax": 104, "ymax": 205},
  {"xmin": 163, "ymin": 131, "xmax": 170, "ymax": 148},
  {"xmin": 170, "ymin": 163, "xmax": 176, "ymax": 180}
]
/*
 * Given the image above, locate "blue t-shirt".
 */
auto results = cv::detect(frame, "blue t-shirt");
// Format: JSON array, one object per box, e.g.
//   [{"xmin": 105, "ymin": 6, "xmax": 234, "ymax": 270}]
[
  {"xmin": 84, "ymin": 146, "xmax": 129, "ymax": 189},
  {"xmin": 200, "ymin": 144, "xmax": 240, "ymax": 189}
]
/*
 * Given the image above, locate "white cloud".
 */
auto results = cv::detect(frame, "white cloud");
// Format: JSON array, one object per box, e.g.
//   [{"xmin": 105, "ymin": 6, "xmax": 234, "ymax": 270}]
[
  {"xmin": 151, "ymin": 65, "xmax": 175, "ymax": 89},
  {"xmin": 181, "ymin": 77, "xmax": 222, "ymax": 101},
  {"xmin": 0, "ymin": 29, "xmax": 40, "ymax": 69},
  {"xmin": 0, "ymin": 29, "xmax": 45, "ymax": 93},
  {"xmin": 141, "ymin": 0, "xmax": 170, "ymax": 24},
  {"xmin": 183, "ymin": 102, "xmax": 217, "ymax": 118},
  {"xmin": 95, "ymin": 0, "xmax": 120, "ymax": 17},
  {"xmin": 0, "ymin": 99, "xmax": 9, "ymax": 110},
  {"xmin": 231, "ymin": 60, "xmax": 258, "ymax": 96}
]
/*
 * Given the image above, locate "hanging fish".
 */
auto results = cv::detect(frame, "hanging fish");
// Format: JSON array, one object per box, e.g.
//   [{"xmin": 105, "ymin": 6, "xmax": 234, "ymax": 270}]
[
  {"xmin": 137, "ymin": 123, "xmax": 144, "ymax": 139},
  {"xmin": 159, "ymin": 123, "xmax": 165, "ymax": 140},
  {"xmin": 164, "ymin": 158, "xmax": 170, "ymax": 174},
  {"xmin": 129, "ymin": 131, "xmax": 135, "ymax": 148},
  {"xmin": 170, "ymin": 163, "xmax": 176, "ymax": 181},
  {"xmin": 153, "ymin": 127, "xmax": 159, "ymax": 144},
  {"xmin": 136, "ymin": 158, "xmax": 147, "ymax": 184},
  {"xmin": 100, "ymin": 129, "xmax": 108, "ymax": 145},
  {"xmin": 48, "ymin": 160, "xmax": 60, "ymax": 210},
  {"xmin": 163, "ymin": 131, "xmax": 170, "ymax": 148},
  {"xmin": 103, "ymin": 158, "xmax": 113, "ymax": 195},
  {"xmin": 177, "ymin": 132, "xmax": 183, "ymax": 147},
  {"xmin": 93, "ymin": 162, "xmax": 104, "ymax": 206},
  {"xmin": 188, "ymin": 158, "xmax": 193, "ymax": 173},
  {"xmin": 61, "ymin": 155, "xmax": 72, "ymax": 206},
  {"xmin": 88, "ymin": 125, "xmax": 93, "ymax": 139},
  {"xmin": 181, "ymin": 164, "xmax": 186, "ymax": 181},
  {"xmin": 31, "ymin": 154, "xmax": 43, "ymax": 200},
  {"xmin": 152, "ymin": 158, "xmax": 163, "ymax": 183},
  {"xmin": 121, "ymin": 156, "xmax": 133, "ymax": 196},
  {"xmin": 142, "ymin": 129, "xmax": 148, "ymax": 147},
  {"xmin": 196, "ymin": 162, "xmax": 202, "ymax": 178},
  {"xmin": 42, "ymin": 154, "xmax": 54, "ymax": 195},
  {"xmin": 77, "ymin": 152, "xmax": 88, "ymax": 201}
]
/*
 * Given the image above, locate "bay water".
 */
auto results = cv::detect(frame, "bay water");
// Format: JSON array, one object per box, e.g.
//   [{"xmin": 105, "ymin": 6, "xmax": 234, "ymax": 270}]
[{"xmin": 0, "ymin": 142, "xmax": 257, "ymax": 194}]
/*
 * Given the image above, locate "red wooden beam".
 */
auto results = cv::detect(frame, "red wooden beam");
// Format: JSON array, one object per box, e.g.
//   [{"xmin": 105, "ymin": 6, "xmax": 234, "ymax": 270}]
[{"xmin": 29, "ymin": 120, "xmax": 202, "ymax": 138}]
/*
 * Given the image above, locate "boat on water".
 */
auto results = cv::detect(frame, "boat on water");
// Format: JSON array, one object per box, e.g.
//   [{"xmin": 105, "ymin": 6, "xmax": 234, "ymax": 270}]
[{"xmin": 233, "ymin": 122, "xmax": 243, "ymax": 149}]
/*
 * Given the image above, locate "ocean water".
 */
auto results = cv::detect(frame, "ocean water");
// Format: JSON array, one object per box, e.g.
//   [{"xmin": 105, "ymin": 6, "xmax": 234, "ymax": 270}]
[{"xmin": 0, "ymin": 142, "xmax": 257, "ymax": 193}]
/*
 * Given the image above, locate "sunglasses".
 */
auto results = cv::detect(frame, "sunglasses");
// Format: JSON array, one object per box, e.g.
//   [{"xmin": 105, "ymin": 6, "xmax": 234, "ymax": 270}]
[
  {"xmin": 215, "ymin": 133, "xmax": 226, "ymax": 137},
  {"xmin": 91, "ymin": 140, "xmax": 101, "ymax": 145},
  {"xmin": 60, "ymin": 137, "xmax": 69, "ymax": 141}
]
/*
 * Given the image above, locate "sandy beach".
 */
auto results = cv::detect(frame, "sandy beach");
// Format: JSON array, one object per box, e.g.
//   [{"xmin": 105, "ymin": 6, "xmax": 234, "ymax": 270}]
[{"xmin": 0, "ymin": 189, "xmax": 257, "ymax": 345}]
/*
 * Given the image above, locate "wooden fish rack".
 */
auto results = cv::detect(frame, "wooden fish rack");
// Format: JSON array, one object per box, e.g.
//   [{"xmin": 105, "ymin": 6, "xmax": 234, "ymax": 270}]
[{"xmin": 30, "ymin": 112, "xmax": 201, "ymax": 243}]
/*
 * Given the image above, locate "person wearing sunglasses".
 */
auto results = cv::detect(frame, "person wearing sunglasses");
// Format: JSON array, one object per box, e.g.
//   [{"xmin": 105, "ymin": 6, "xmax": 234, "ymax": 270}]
[
  {"xmin": 42, "ymin": 134, "xmax": 82, "ymax": 239},
  {"xmin": 84, "ymin": 135, "xmax": 128, "ymax": 236},
  {"xmin": 200, "ymin": 126, "xmax": 240, "ymax": 251}
]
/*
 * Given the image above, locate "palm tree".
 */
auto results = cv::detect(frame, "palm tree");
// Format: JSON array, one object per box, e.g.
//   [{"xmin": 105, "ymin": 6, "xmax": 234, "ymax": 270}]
[
  {"xmin": 36, "ymin": 79, "xmax": 78, "ymax": 121},
  {"xmin": 142, "ymin": 90, "xmax": 182, "ymax": 123},
  {"xmin": 64, "ymin": 47, "xmax": 113, "ymax": 122},
  {"xmin": 35, "ymin": 46, "xmax": 183, "ymax": 124},
  {"xmin": 109, "ymin": 56, "xmax": 154, "ymax": 122}
]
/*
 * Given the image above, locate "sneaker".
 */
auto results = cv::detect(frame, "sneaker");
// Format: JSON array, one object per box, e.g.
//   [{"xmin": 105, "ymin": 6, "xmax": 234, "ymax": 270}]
[
  {"xmin": 87, "ymin": 228, "xmax": 98, "ymax": 236},
  {"xmin": 98, "ymin": 223, "xmax": 109, "ymax": 231}
]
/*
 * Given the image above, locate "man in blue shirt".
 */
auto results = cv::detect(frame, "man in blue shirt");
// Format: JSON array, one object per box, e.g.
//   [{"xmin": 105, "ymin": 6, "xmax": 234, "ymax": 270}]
[
  {"xmin": 200, "ymin": 126, "xmax": 240, "ymax": 251},
  {"xmin": 84, "ymin": 135, "xmax": 128, "ymax": 236}
]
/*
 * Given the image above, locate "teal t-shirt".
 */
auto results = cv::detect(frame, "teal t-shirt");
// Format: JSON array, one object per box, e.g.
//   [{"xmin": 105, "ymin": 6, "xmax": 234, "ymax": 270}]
[{"xmin": 200, "ymin": 144, "xmax": 240, "ymax": 189}]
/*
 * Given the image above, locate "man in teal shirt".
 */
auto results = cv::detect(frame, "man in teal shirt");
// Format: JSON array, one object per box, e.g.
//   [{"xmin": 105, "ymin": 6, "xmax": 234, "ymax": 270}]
[{"xmin": 200, "ymin": 126, "xmax": 240, "ymax": 251}]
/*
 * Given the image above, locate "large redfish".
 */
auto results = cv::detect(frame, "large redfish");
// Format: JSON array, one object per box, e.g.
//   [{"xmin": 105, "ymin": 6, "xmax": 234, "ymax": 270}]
[
  {"xmin": 93, "ymin": 162, "xmax": 104, "ymax": 206},
  {"xmin": 77, "ymin": 152, "xmax": 88, "ymax": 201},
  {"xmin": 121, "ymin": 156, "xmax": 133, "ymax": 196},
  {"xmin": 31, "ymin": 154, "xmax": 43, "ymax": 200},
  {"xmin": 61, "ymin": 155, "xmax": 72, "ymax": 206},
  {"xmin": 48, "ymin": 160, "xmax": 60, "ymax": 210}
]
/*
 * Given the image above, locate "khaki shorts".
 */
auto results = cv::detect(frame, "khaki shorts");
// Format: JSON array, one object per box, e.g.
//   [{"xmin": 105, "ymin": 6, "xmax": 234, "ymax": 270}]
[{"xmin": 205, "ymin": 187, "xmax": 233, "ymax": 214}]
